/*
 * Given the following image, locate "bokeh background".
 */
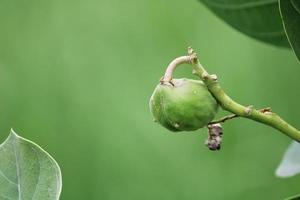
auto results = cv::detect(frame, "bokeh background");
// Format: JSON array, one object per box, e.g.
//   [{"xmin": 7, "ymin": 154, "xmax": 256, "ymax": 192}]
[{"xmin": 0, "ymin": 0, "xmax": 299, "ymax": 199}]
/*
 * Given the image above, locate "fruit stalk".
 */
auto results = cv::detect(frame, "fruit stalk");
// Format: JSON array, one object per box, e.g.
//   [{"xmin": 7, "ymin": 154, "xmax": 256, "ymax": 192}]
[{"xmin": 163, "ymin": 47, "xmax": 300, "ymax": 142}]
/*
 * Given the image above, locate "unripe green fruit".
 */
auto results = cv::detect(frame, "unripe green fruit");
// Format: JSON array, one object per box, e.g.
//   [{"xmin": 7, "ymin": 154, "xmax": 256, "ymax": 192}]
[{"xmin": 149, "ymin": 78, "xmax": 219, "ymax": 132}]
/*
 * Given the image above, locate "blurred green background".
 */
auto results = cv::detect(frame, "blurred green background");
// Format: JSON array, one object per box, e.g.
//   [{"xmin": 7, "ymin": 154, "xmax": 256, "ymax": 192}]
[{"xmin": 0, "ymin": 0, "xmax": 299, "ymax": 199}]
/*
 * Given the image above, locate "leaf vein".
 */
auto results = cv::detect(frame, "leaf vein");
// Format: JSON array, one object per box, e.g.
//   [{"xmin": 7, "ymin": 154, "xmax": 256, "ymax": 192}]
[
  {"xmin": 0, "ymin": 168, "xmax": 18, "ymax": 186},
  {"xmin": 12, "ymin": 138, "xmax": 21, "ymax": 200},
  {"xmin": 0, "ymin": 194, "xmax": 15, "ymax": 200},
  {"xmin": 31, "ymin": 147, "xmax": 41, "ymax": 200},
  {"xmin": 291, "ymin": 0, "xmax": 300, "ymax": 14}
]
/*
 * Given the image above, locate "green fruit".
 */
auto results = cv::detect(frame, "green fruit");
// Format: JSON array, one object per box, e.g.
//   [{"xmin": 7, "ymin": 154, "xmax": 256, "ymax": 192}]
[{"xmin": 149, "ymin": 78, "xmax": 218, "ymax": 132}]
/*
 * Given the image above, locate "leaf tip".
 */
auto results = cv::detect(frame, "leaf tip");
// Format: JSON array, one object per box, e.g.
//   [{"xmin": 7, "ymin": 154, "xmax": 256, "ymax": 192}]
[
  {"xmin": 275, "ymin": 141, "xmax": 300, "ymax": 178},
  {"xmin": 9, "ymin": 128, "xmax": 19, "ymax": 138},
  {"xmin": 275, "ymin": 168, "xmax": 290, "ymax": 178},
  {"xmin": 8, "ymin": 129, "xmax": 23, "ymax": 142},
  {"xmin": 275, "ymin": 165, "xmax": 300, "ymax": 178}
]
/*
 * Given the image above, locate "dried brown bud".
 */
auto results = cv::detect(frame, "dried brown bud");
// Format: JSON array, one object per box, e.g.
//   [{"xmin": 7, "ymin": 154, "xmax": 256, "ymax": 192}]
[{"xmin": 205, "ymin": 123, "xmax": 223, "ymax": 151}]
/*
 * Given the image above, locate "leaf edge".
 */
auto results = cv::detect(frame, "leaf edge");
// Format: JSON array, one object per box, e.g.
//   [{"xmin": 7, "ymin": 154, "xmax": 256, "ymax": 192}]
[
  {"xmin": 278, "ymin": 0, "xmax": 300, "ymax": 62},
  {"xmin": 5, "ymin": 129, "xmax": 63, "ymax": 200}
]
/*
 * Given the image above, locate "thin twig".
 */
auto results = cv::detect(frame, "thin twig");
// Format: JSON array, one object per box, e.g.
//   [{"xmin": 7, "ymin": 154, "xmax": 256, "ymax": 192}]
[
  {"xmin": 208, "ymin": 107, "xmax": 272, "ymax": 125},
  {"xmin": 208, "ymin": 114, "xmax": 238, "ymax": 125}
]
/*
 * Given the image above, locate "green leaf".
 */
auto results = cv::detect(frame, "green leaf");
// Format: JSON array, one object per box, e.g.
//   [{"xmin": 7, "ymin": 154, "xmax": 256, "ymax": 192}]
[
  {"xmin": 279, "ymin": 0, "xmax": 300, "ymax": 61},
  {"xmin": 198, "ymin": 0, "xmax": 289, "ymax": 47},
  {"xmin": 276, "ymin": 142, "xmax": 300, "ymax": 178},
  {"xmin": 285, "ymin": 194, "xmax": 300, "ymax": 200},
  {"xmin": 0, "ymin": 130, "xmax": 62, "ymax": 200}
]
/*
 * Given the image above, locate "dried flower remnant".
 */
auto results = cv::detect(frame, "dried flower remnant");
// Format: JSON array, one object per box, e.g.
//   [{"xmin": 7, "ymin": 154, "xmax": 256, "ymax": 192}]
[{"xmin": 205, "ymin": 124, "xmax": 223, "ymax": 151}]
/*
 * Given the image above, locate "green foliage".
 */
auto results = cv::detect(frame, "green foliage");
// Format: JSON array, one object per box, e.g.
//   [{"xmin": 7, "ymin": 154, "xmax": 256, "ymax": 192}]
[
  {"xmin": 279, "ymin": 0, "xmax": 300, "ymax": 61},
  {"xmin": 199, "ymin": 0, "xmax": 300, "ymax": 61},
  {"xmin": 276, "ymin": 142, "xmax": 300, "ymax": 177},
  {"xmin": 198, "ymin": 0, "xmax": 288, "ymax": 47},
  {"xmin": 285, "ymin": 194, "xmax": 300, "ymax": 200},
  {"xmin": 0, "ymin": 130, "xmax": 62, "ymax": 200}
]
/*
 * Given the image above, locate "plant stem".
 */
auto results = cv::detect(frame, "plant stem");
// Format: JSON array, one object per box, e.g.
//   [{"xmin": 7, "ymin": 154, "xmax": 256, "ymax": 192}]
[
  {"xmin": 209, "ymin": 114, "xmax": 238, "ymax": 125},
  {"xmin": 163, "ymin": 47, "xmax": 300, "ymax": 142},
  {"xmin": 161, "ymin": 56, "xmax": 191, "ymax": 84},
  {"xmin": 209, "ymin": 108, "xmax": 272, "ymax": 125}
]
